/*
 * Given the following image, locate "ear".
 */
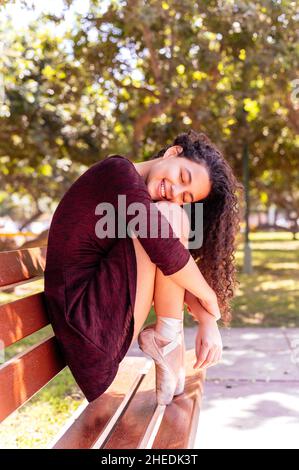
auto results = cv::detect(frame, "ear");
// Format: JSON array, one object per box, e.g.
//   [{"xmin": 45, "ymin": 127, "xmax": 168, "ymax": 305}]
[{"xmin": 162, "ymin": 145, "xmax": 183, "ymax": 159}]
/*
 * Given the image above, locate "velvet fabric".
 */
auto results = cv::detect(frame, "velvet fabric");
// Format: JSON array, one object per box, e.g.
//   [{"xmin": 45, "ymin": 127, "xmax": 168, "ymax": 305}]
[{"xmin": 44, "ymin": 155, "xmax": 190, "ymax": 402}]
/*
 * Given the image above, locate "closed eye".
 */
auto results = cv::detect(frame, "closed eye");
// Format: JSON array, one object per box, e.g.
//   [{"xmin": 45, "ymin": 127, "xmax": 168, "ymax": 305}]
[
  {"xmin": 181, "ymin": 169, "xmax": 194, "ymax": 203},
  {"xmin": 181, "ymin": 173, "xmax": 188, "ymax": 203}
]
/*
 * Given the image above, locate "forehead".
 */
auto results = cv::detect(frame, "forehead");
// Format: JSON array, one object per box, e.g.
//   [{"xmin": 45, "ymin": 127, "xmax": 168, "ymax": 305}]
[{"xmin": 181, "ymin": 157, "xmax": 211, "ymax": 201}]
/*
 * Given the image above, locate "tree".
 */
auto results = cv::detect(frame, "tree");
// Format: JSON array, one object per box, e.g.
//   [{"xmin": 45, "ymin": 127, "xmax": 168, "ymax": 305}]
[{"xmin": 0, "ymin": 0, "xmax": 298, "ymax": 220}]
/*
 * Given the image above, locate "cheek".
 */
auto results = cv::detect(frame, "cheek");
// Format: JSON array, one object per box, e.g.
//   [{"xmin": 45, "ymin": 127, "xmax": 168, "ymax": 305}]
[
  {"xmin": 147, "ymin": 168, "xmax": 163, "ymax": 189},
  {"xmin": 146, "ymin": 163, "xmax": 175, "ymax": 195},
  {"xmin": 145, "ymin": 175, "xmax": 160, "ymax": 199}
]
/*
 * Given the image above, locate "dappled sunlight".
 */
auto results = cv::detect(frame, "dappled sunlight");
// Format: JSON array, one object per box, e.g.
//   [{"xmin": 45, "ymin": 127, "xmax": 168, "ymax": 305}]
[
  {"xmin": 0, "ymin": 279, "xmax": 44, "ymax": 305},
  {"xmin": 220, "ymin": 348, "xmax": 266, "ymax": 367},
  {"xmin": 265, "ymin": 262, "xmax": 299, "ymax": 271},
  {"xmin": 0, "ymin": 372, "xmax": 84, "ymax": 448},
  {"xmin": 233, "ymin": 234, "xmax": 299, "ymax": 327},
  {"xmin": 249, "ymin": 232, "xmax": 297, "ymax": 242},
  {"xmin": 4, "ymin": 325, "xmax": 53, "ymax": 361},
  {"xmin": 197, "ymin": 385, "xmax": 299, "ymax": 448},
  {"xmin": 250, "ymin": 241, "xmax": 299, "ymax": 251},
  {"xmin": 204, "ymin": 390, "xmax": 299, "ymax": 428},
  {"xmin": 240, "ymin": 313, "xmax": 265, "ymax": 325},
  {"xmin": 0, "ymin": 279, "xmax": 46, "ymax": 351},
  {"xmin": 0, "ymin": 0, "xmax": 298, "ymax": 448},
  {"xmin": 259, "ymin": 279, "xmax": 297, "ymax": 290},
  {"xmin": 196, "ymin": 326, "xmax": 299, "ymax": 448},
  {"xmin": 234, "ymin": 277, "xmax": 297, "ymax": 295},
  {"xmin": 1, "ymin": 302, "xmax": 25, "ymax": 347},
  {"xmin": 238, "ymin": 332, "xmax": 260, "ymax": 340}
]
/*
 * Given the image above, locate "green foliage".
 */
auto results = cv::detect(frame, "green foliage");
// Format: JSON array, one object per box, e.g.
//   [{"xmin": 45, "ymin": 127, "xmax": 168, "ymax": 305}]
[{"xmin": 0, "ymin": 0, "xmax": 298, "ymax": 217}]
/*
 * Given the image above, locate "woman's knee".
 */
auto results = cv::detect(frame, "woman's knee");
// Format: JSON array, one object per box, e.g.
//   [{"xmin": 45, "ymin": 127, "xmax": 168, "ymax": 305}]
[{"xmin": 155, "ymin": 201, "xmax": 190, "ymax": 248}]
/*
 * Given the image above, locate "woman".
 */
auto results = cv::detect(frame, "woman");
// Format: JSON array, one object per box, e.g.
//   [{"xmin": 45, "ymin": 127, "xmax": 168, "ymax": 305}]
[{"xmin": 44, "ymin": 129, "xmax": 242, "ymax": 406}]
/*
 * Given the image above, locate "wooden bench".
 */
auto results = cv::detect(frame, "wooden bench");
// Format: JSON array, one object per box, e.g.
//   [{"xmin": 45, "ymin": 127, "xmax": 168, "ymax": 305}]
[{"xmin": 0, "ymin": 247, "xmax": 205, "ymax": 449}]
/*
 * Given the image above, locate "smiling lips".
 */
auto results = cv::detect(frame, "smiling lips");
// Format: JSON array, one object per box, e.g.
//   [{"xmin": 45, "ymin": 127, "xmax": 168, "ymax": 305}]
[{"xmin": 160, "ymin": 179, "xmax": 167, "ymax": 199}]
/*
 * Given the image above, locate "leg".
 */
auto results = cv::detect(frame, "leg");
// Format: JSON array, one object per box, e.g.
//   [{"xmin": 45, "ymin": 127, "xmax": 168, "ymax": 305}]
[
  {"xmin": 129, "ymin": 236, "xmax": 156, "ymax": 346},
  {"xmin": 136, "ymin": 202, "xmax": 190, "ymax": 404},
  {"xmin": 129, "ymin": 201, "xmax": 190, "ymax": 347},
  {"xmin": 153, "ymin": 202, "xmax": 190, "ymax": 320}
]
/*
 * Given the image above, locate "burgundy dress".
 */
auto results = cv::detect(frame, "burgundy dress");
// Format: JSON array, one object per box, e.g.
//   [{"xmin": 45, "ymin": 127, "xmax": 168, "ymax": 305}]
[{"xmin": 44, "ymin": 155, "xmax": 191, "ymax": 402}]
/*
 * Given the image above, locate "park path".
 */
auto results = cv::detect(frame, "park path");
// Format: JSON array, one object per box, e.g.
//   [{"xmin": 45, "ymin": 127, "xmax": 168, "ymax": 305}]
[{"xmin": 128, "ymin": 327, "xmax": 299, "ymax": 449}]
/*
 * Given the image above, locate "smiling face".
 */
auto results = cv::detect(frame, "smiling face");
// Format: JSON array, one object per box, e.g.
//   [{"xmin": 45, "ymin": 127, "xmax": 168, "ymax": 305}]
[{"xmin": 146, "ymin": 145, "xmax": 212, "ymax": 204}]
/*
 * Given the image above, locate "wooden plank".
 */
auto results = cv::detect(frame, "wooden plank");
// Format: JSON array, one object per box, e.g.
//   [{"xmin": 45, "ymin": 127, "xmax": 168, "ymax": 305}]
[
  {"xmin": 102, "ymin": 356, "xmax": 158, "ymax": 449},
  {"xmin": 151, "ymin": 350, "xmax": 205, "ymax": 449},
  {"xmin": 0, "ymin": 231, "xmax": 37, "ymax": 237},
  {"xmin": 137, "ymin": 405, "xmax": 167, "ymax": 449},
  {"xmin": 0, "ymin": 247, "xmax": 47, "ymax": 288},
  {"xmin": 50, "ymin": 357, "xmax": 151, "ymax": 449},
  {"xmin": 0, "ymin": 293, "xmax": 50, "ymax": 347},
  {"xmin": 103, "ymin": 349, "xmax": 205, "ymax": 449},
  {"xmin": 0, "ymin": 335, "xmax": 66, "ymax": 422},
  {"xmin": 0, "ymin": 275, "xmax": 44, "ymax": 293}
]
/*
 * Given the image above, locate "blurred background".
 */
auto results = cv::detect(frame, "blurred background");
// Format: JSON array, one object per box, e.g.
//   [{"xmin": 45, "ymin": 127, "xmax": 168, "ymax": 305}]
[{"xmin": 0, "ymin": 0, "xmax": 298, "ymax": 448}]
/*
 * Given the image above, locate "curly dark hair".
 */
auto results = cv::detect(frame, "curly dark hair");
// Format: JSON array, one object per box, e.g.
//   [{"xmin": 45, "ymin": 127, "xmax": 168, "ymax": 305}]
[{"xmin": 151, "ymin": 129, "xmax": 244, "ymax": 324}]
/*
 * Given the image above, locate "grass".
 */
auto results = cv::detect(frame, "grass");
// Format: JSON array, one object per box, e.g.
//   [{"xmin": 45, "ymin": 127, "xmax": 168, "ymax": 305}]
[
  {"xmin": 0, "ymin": 230, "xmax": 298, "ymax": 448},
  {"xmin": 230, "ymin": 231, "xmax": 299, "ymax": 327},
  {"xmin": 0, "ymin": 367, "xmax": 84, "ymax": 448}
]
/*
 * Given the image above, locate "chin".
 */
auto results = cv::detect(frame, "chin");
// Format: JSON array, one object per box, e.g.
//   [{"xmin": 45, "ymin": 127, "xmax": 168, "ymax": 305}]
[
  {"xmin": 146, "ymin": 186, "xmax": 156, "ymax": 201},
  {"xmin": 145, "ymin": 183, "xmax": 156, "ymax": 201}
]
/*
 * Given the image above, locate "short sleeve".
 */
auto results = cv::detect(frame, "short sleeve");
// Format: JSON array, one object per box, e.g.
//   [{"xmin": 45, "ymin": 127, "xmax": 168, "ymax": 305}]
[{"xmin": 92, "ymin": 155, "xmax": 191, "ymax": 276}]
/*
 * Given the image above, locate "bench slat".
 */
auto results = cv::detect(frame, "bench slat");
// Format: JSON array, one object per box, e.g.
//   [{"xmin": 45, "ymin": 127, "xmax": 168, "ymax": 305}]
[
  {"xmin": 0, "ymin": 246, "xmax": 206, "ymax": 449},
  {"xmin": 152, "ymin": 350, "xmax": 205, "ymax": 449},
  {"xmin": 0, "ymin": 335, "xmax": 66, "ymax": 422},
  {"xmin": 103, "ymin": 349, "xmax": 205, "ymax": 449},
  {"xmin": 50, "ymin": 357, "xmax": 151, "ymax": 449},
  {"xmin": 103, "ymin": 357, "xmax": 157, "ymax": 449},
  {"xmin": 0, "ymin": 247, "xmax": 47, "ymax": 288},
  {"xmin": 0, "ymin": 293, "xmax": 50, "ymax": 347}
]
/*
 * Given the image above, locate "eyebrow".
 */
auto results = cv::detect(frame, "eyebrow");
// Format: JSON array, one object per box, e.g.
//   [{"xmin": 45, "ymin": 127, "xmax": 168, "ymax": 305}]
[{"xmin": 186, "ymin": 168, "xmax": 194, "ymax": 202}]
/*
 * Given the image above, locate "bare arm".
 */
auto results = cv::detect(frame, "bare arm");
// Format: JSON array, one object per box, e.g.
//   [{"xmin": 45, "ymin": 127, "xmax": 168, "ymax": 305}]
[
  {"xmin": 168, "ymin": 255, "xmax": 221, "ymax": 320},
  {"xmin": 183, "ymin": 288, "xmax": 223, "ymax": 370},
  {"xmin": 184, "ymin": 289, "xmax": 219, "ymax": 321}
]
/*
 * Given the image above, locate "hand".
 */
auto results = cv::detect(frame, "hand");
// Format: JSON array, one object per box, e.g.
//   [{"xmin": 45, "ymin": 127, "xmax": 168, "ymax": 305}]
[{"xmin": 193, "ymin": 317, "xmax": 223, "ymax": 370}]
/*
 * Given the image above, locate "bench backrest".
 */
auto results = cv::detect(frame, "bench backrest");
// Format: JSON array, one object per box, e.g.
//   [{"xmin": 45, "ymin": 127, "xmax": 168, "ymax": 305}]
[
  {"xmin": 0, "ymin": 247, "xmax": 205, "ymax": 449},
  {"xmin": 0, "ymin": 247, "xmax": 66, "ymax": 422}
]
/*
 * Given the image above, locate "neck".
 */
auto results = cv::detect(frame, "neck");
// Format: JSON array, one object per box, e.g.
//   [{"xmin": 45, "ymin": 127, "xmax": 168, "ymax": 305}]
[{"xmin": 133, "ymin": 157, "xmax": 162, "ymax": 183}]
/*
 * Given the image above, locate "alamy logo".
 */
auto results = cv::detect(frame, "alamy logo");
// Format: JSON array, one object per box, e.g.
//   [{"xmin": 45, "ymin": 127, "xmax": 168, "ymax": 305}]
[{"xmin": 95, "ymin": 195, "xmax": 204, "ymax": 249}]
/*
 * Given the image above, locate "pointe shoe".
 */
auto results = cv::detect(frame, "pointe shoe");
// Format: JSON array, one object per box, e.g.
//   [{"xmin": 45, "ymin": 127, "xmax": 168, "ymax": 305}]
[
  {"xmin": 174, "ymin": 327, "xmax": 185, "ymax": 396},
  {"xmin": 137, "ymin": 324, "xmax": 185, "ymax": 405}
]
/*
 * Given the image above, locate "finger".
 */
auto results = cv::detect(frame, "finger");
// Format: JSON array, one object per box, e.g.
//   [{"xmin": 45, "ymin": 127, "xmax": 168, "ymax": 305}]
[
  {"xmin": 199, "ymin": 347, "xmax": 217, "ymax": 369},
  {"xmin": 206, "ymin": 349, "xmax": 221, "ymax": 368},
  {"xmin": 193, "ymin": 343, "xmax": 209, "ymax": 369},
  {"xmin": 214, "ymin": 348, "xmax": 222, "ymax": 364}
]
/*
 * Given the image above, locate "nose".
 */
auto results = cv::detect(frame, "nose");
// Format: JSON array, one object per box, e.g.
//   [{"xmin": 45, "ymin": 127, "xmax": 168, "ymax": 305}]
[{"xmin": 171, "ymin": 184, "xmax": 184, "ymax": 202}]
